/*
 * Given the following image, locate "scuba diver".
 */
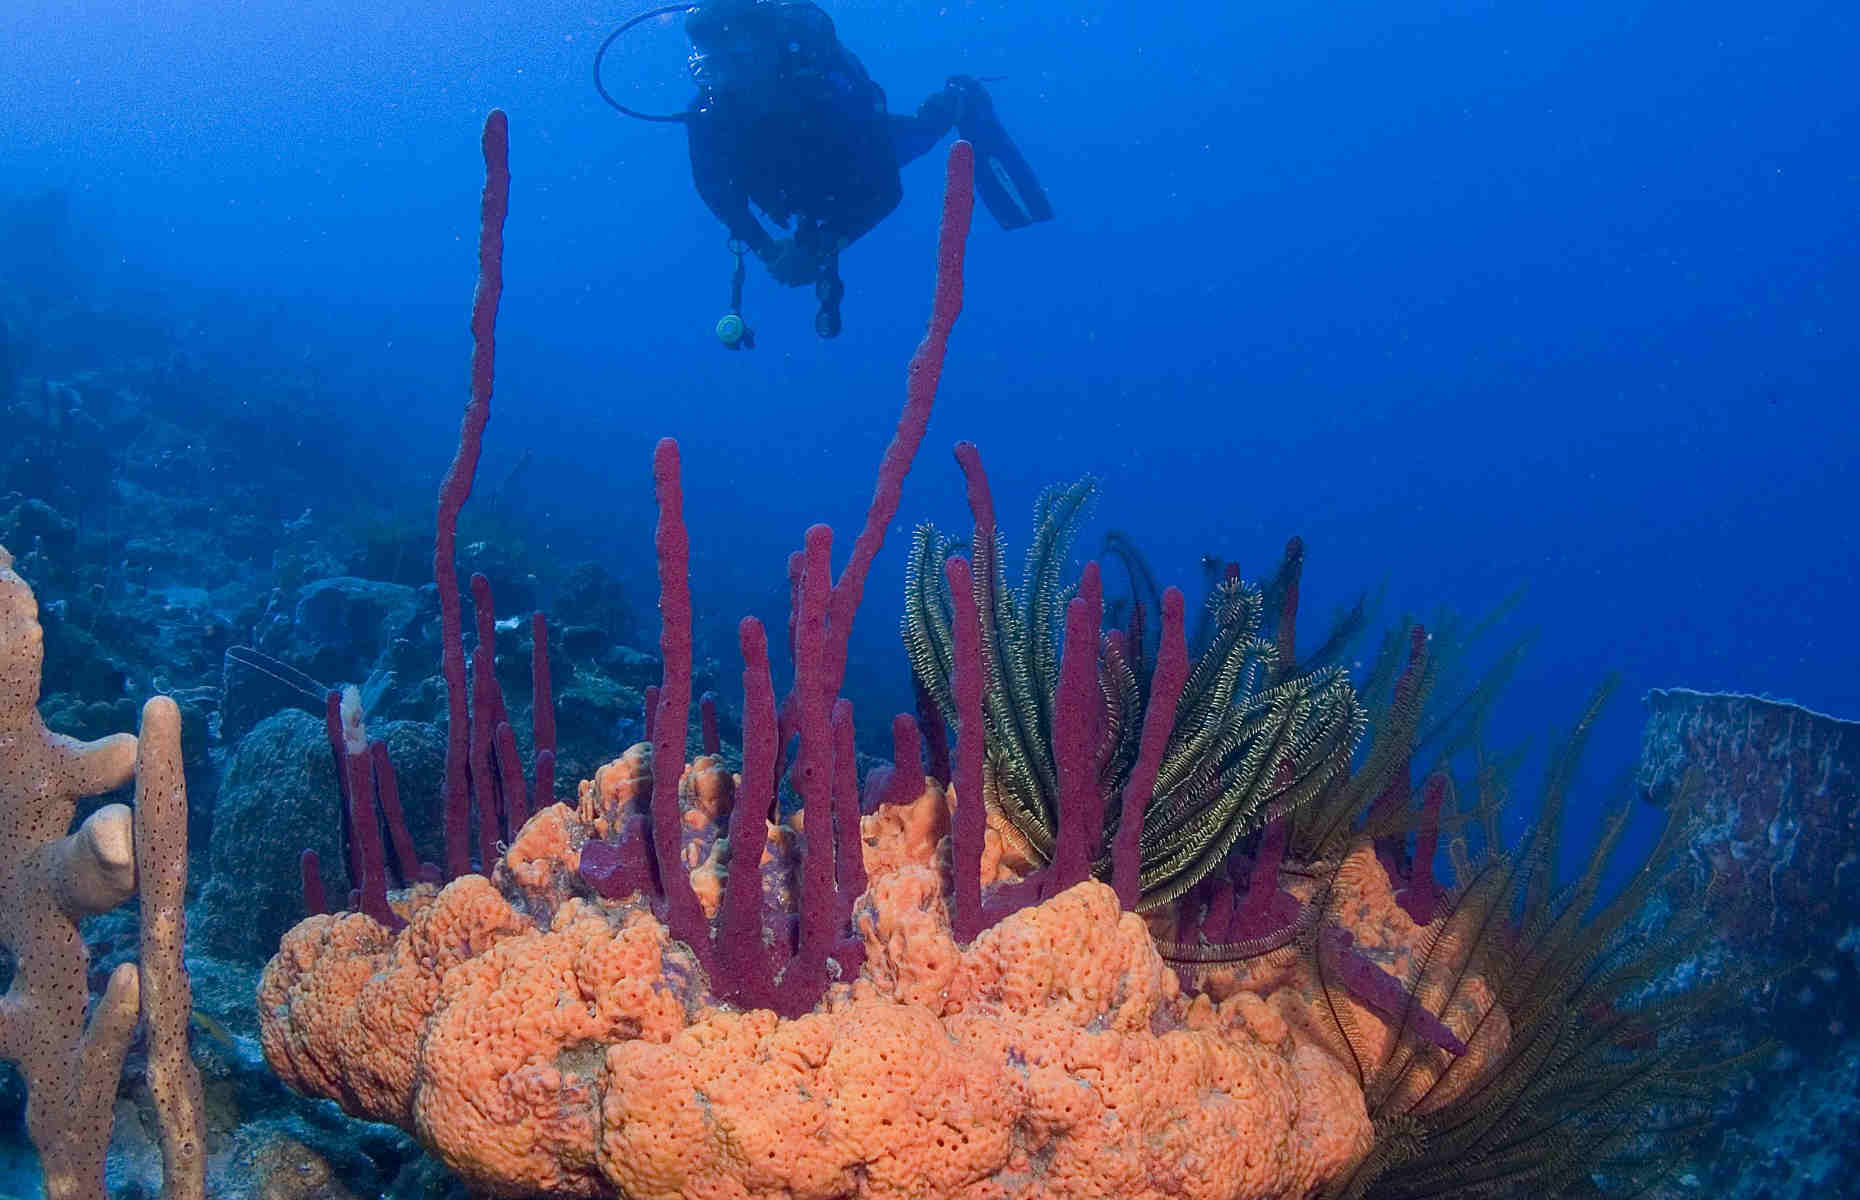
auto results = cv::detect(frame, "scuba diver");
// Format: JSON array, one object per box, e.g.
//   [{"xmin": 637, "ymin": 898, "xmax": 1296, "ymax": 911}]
[{"xmin": 595, "ymin": 0, "xmax": 1052, "ymax": 346}]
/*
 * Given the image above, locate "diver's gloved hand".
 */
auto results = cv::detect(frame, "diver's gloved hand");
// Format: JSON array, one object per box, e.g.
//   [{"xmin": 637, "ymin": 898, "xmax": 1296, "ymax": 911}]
[
  {"xmin": 759, "ymin": 237, "xmax": 821, "ymax": 287},
  {"xmin": 916, "ymin": 84, "xmax": 961, "ymax": 130},
  {"xmin": 943, "ymin": 75, "xmax": 987, "ymax": 124}
]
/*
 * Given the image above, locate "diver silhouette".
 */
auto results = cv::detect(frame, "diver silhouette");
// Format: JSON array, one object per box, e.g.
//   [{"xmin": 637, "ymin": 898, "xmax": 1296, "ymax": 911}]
[{"xmin": 596, "ymin": 0, "xmax": 1052, "ymax": 346}]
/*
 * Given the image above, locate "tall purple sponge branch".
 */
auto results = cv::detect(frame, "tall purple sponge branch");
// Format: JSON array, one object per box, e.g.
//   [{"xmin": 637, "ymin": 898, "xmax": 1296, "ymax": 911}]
[
  {"xmin": 1113, "ymin": 586, "xmax": 1188, "ymax": 908},
  {"xmin": 436, "ymin": 110, "xmax": 510, "ymax": 880}
]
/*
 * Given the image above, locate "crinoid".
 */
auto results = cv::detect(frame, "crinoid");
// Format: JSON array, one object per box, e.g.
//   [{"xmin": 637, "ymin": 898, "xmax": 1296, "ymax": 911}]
[
  {"xmin": 902, "ymin": 450, "xmax": 1366, "ymax": 911},
  {"xmin": 1319, "ymin": 686, "xmax": 1755, "ymax": 1197}
]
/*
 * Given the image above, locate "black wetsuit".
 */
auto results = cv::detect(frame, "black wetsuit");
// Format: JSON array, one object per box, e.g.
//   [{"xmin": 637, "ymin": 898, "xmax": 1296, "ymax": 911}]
[{"xmin": 685, "ymin": 2, "xmax": 954, "ymax": 262}]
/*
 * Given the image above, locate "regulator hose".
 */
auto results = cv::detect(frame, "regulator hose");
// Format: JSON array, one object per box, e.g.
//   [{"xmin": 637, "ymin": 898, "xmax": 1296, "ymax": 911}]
[{"xmin": 593, "ymin": 4, "xmax": 698, "ymax": 123}]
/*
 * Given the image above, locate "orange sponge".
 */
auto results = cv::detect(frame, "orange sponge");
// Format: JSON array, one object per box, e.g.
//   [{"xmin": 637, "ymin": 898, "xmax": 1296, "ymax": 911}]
[{"xmin": 262, "ymin": 753, "xmax": 1507, "ymax": 1197}]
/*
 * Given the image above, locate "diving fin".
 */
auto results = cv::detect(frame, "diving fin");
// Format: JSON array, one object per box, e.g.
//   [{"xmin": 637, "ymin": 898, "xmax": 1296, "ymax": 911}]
[{"xmin": 949, "ymin": 77, "xmax": 1054, "ymax": 231}]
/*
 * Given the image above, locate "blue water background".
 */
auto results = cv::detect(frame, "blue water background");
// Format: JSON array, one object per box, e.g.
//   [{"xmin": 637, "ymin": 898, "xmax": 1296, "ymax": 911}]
[{"xmin": 4, "ymin": 0, "xmax": 1856, "ymax": 857}]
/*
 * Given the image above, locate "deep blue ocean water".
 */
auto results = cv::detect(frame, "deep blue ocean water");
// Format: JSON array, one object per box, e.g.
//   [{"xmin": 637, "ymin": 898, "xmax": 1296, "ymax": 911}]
[{"xmin": 4, "ymin": 0, "xmax": 1856, "ymax": 856}]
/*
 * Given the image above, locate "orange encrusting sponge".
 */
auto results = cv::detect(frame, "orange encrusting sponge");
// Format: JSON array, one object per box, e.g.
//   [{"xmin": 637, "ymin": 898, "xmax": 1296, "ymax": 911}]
[{"xmin": 261, "ymin": 752, "xmax": 1511, "ymax": 1198}]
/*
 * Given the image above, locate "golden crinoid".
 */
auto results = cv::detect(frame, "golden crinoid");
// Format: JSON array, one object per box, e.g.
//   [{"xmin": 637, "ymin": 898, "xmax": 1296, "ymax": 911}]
[{"xmin": 903, "ymin": 468, "xmax": 1364, "ymax": 911}]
